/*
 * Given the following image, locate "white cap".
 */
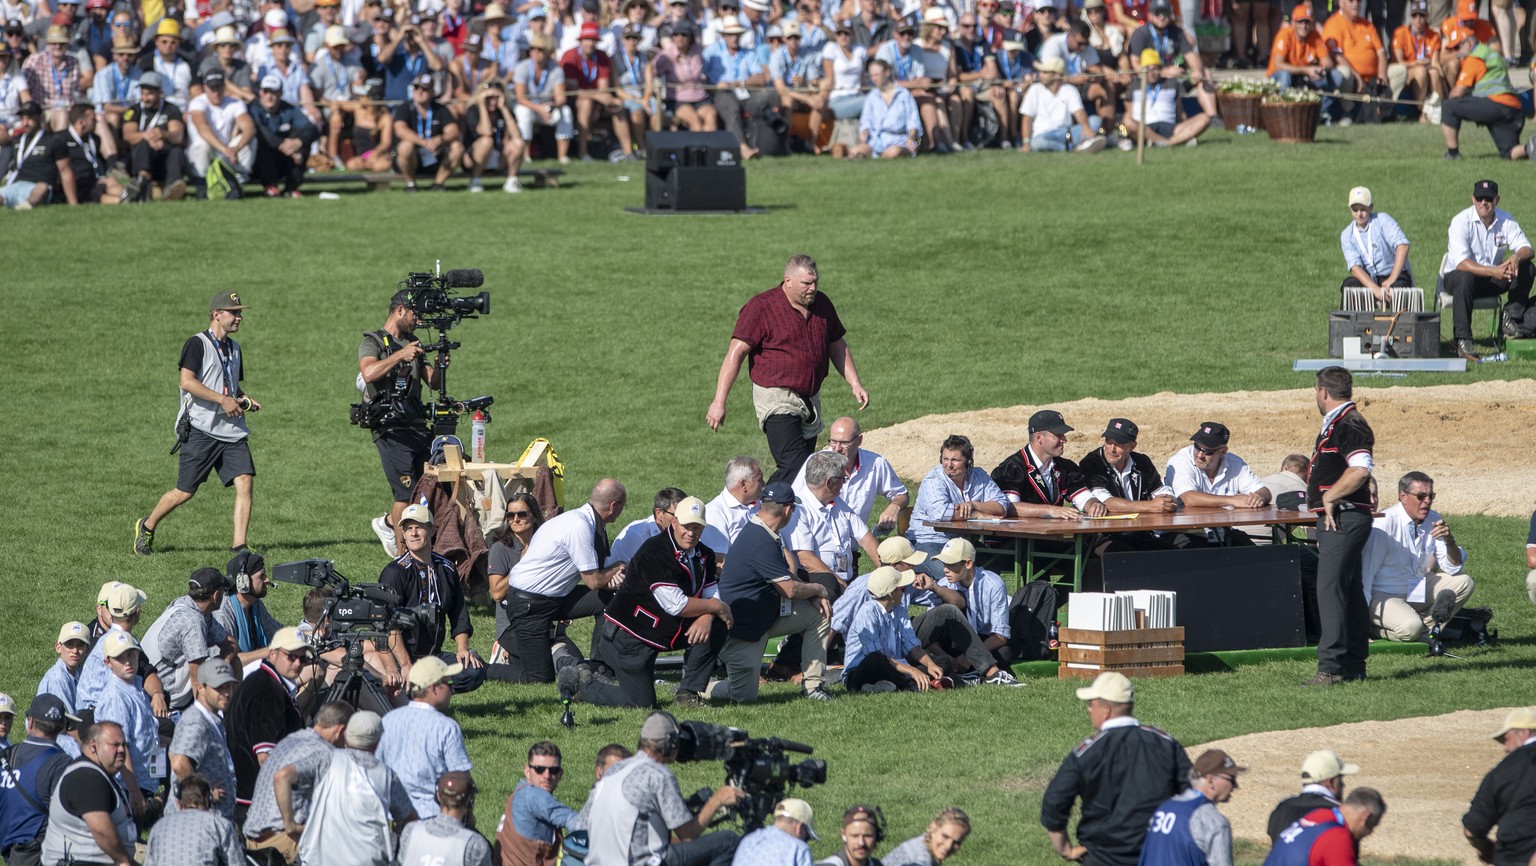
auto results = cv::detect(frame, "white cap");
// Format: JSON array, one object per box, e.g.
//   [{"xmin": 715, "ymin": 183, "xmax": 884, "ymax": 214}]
[
  {"xmin": 58, "ymin": 621, "xmax": 90, "ymax": 644},
  {"xmin": 932, "ymin": 537, "xmax": 976, "ymax": 565},
  {"xmin": 0, "ymin": 693, "xmax": 15, "ymax": 715},
  {"xmin": 1075, "ymin": 671, "xmax": 1134, "ymax": 703},
  {"xmin": 1348, "ymin": 186, "xmax": 1372, "ymax": 208},
  {"xmin": 101, "ymin": 630, "xmax": 141, "ymax": 659},
  {"xmin": 401, "ymin": 503, "xmax": 434, "ymax": 526},
  {"xmin": 1300, "ymin": 749, "xmax": 1360, "ymax": 780},
  {"xmin": 877, "ymin": 536, "xmax": 927, "ymax": 566}
]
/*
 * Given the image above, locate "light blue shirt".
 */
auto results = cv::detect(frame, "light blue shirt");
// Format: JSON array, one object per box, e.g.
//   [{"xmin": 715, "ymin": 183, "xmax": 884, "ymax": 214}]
[
  {"xmin": 1339, "ymin": 212, "xmax": 1412, "ymax": 279},
  {"xmin": 93, "ymin": 674, "xmax": 159, "ymax": 792},
  {"xmin": 843, "ymin": 594, "xmax": 920, "ymax": 671},
  {"xmin": 703, "ymin": 43, "xmax": 764, "ymax": 83},
  {"xmin": 940, "ymin": 568, "xmax": 1010, "ymax": 639},
  {"xmin": 831, "ymin": 574, "xmax": 914, "ymax": 635},
  {"xmin": 510, "ymin": 779, "xmax": 579, "ymax": 842},
  {"xmin": 859, "ymin": 85, "xmax": 919, "ymax": 152},
  {"xmin": 38, "ymin": 658, "xmax": 80, "ymax": 713},
  {"xmin": 769, "ymin": 44, "xmax": 823, "ymax": 86},
  {"xmin": 732, "ymin": 824, "xmax": 814, "ymax": 866},
  {"xmin": 76, "ymin": 624, "xmax": 131, "ymax": 711},
  {"xmin": 907, "ymin": 466, "xmax": 1008, "ymax": 547},
  {"xmin": 377, "ymin": 701, "xmax": 473, "ymax": 819}
]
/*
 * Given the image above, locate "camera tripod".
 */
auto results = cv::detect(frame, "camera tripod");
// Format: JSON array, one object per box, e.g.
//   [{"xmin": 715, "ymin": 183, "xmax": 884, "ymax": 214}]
[{"xmin": 314, "ymin": 636, "xmax": 396, "ymax": 719}]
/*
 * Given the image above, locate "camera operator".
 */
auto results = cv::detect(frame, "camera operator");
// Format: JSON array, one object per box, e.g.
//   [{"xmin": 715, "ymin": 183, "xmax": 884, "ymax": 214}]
[
  {"xmin": 581, "ymin": 711, "xmax": 744, "ymax": 866},
  {"xmin": 359, "ymin": 289, "xmax": 446, "ymax": 555},
  {"xmin": 379, "ymin": 504, "xmax": 486, "ymax": 694},
  {"xmin": 734, "ymin": 798, "xmax": 818, "ymax": 865}
]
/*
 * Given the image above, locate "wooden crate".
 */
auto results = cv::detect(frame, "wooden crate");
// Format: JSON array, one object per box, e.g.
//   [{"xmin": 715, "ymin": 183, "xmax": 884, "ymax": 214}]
[{"xmin": 1056, "ymin": 627, "xmax": 1185, "ymax": 680}]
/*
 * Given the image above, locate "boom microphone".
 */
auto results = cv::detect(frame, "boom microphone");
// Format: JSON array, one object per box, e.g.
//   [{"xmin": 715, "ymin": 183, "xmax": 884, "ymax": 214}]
[{"xmin": 443, "ymin": 269, "xmax": 484, "ymax": 289}]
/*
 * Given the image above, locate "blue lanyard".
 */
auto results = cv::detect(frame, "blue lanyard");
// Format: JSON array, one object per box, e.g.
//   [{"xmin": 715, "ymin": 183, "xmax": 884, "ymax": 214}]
[
  {"xmin": 113, "ymin": 65, "xmax": 129, "ymax": 101},
  {"xmin": 723, "ymin": 48, "xmax": 741, "ymax": 81},
  {"xmin": 533, "ymin": 63, "xmax": 549, "ymax": 95},
  {"xmin": 52, "ymin": 61, "xmax": 67, "ymax": 97},
  {"xmin": 1153, "ymin": 29, "xmax": 1171, "ymax": 62},
  {"xmin": 463, "ymin": 54, "xmax": 478, "ymax": 87},
  {"xmin": 624, "ymin": 50, "xmax": 641, "ymax": 84},
  {"xmin": 405, "ymin": 52, "xmax": 425, "ymax": 77},
  {"xmin": 896, "ymin": 50, "xmax": 911, "ymax": 79},
  {"xmin": 966, "ymin": 43, "xmax": 983, "ymax": 71},
  {"xmin": 206, "ymin": 330, "xmax": 237, "ymax": 396},
  {"xmin": 417, "ymin": 105, "xmax": 433, "ymax": 138},
  {"xmin": 997, "ymin": 48, "xmax": 1012, "ymax": 79},
  {"xmin": 579, "ymin": 53, "xmax": 597, "ymax": 82}
]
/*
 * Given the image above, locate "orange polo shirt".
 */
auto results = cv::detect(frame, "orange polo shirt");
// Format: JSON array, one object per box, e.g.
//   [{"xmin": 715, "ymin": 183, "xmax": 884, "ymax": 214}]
[
  {"xmin": 1323, "ymin": 11, "xmax": 1384, "ymax": 79},
  {"xmin": 1391, "ymin": 25, "xmax": 1440, "ymax": 63},
  {"xmin": 1268, "ymin": 24, "xmax": 1328, "ymax": 75},
  {"xmin": 1456, "ymin": 54, "xmax": 1521, "ymax": 106},
  {"xmin": 1440, "ymin": 16, "xmax": 1496, "ymax": 47}
]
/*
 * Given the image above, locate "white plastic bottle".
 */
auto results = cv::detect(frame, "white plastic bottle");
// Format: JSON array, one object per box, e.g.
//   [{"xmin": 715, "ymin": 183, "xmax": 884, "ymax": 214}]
[{"xmin": 471, "ymin": 411, "xmax": 487, "ymax": 462}]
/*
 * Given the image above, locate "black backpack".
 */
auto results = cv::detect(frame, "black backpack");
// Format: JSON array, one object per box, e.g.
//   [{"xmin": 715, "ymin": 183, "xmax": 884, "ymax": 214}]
[
  {"xmin": 1007, "ymin": 580, "xmax": 1059, "ymax": 661},
  {"xmin": 747, "ymin": 103, "xmax": 791, "ymax": 157}
]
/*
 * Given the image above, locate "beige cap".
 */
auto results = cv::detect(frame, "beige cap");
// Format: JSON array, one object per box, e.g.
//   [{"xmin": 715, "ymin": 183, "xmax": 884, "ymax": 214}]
[
  {"xmin": 1034, "ymin": 56, "xmax": 1067, "ymax": 74},
  {"xmin": 269, "ymin": 627, "xmax": 312, "ymax": 654},
  {"xmin": 0, "ymin": 693, "xmax": 14, "ymax": 715},
  {"xmin": 58, "ymin": 621, "xmax": 91, "ymax": 645},
  {"xmin": 400, "ymin": 503, "xmax": 434, "ymax": 526},
  {"xmin": 774, "ymin": 798, "xmax": 818, "ymax": 840},
  {"xmin": 877, "ymin": 536, "xmax": 927, "ymax": 566},
  {"xmin": 213, "ymin": 24, "xmax": 241, "ymax": 44},
  {"xmin": 480, "ymin": 2, "xmax": 510, "ymax": 20},
  {"xmin": 674, "ymin": 496, "xmax": 707, "ymax": 527},
  {"xmin": 1348, "ymin": 186, "xmax": 1372, "ymax": 208},
  {"xmin": 1075, "ymin": 671, "xmax": 1134, "ymax": 703},
  {"xmin": 408, "ymin": 655, "xmax": 464, "ymax": 690},
  {"xmin": 102, "ymin": 630, "xmax": 140, "ymax": 659},
  {"xmin": 780, "ymin": 20, "xmax": 801, "ymax": 37},
  {"xmin": 718, "ymin": 17, "xmax": 746, "ymax": 34},
  {"xmin": 922, "ymin": 7, "xmax": 949, "ymax": 25},
  {"xmin": 46, "ymin": 25, "xmax": 71, "ymax": 44},
  {"xmin": 346, "ymin": 710, "xmax": 385, "ymax": 747},
  {"xmin": 324, "ymin": 24, "xmax": 350, "ymax": 46},
  {"xmin": 105, "ymin": 584, "xmax": 147, "ymax": 617},
  {"xmin": 1492, "ymin": 707, "xmax": 1536, "ymax": 740},
  {"xmin": 932, "ymin": 537, "xmax": 976, "ymax": 565},
  {"xmin": 1300, "ymin": 749, "xmax": 1360, "ymax": 780},
  {"xmin": 97, "ymin": 581, "xmax": 123, "ymax": 606},
  {"xmin": 866, "ymin": 565, "xmax": 915, "ymax": 598}
]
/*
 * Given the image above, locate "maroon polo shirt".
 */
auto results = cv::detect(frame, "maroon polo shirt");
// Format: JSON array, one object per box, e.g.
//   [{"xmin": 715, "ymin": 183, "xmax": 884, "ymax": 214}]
[{"xmin": 730, "ymin": 285, "xmax": 847, "ymax": 397}]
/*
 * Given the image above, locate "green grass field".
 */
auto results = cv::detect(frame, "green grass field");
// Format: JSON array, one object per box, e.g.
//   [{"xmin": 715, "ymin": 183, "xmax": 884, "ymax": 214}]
[{"xmin": 2, "ymin": 120, "xmax": 1532, "ymax": 865}]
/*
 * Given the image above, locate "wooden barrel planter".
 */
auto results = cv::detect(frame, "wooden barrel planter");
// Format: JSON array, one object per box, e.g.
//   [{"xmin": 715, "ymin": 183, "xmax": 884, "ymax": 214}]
[
  {"xmin": 1217, "ymin": 93, "xmax": 1265, "ymax": 130},
  {"xmin": 1261, "ymin": 100, "xmax": 1321, "ymax": 143}
]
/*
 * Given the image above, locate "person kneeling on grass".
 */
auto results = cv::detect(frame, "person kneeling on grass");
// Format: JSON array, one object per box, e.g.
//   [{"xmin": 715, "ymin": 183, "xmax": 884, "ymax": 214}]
[
  {"xmin": 1120, "ymin": 48, "xmax": 1208, "ymax": 150},
  {"xmin": 1439, "ymin": 33, "xmax": 1533, "ymax": 161},
  {"xmin": 843, "ymin": 566, "xmax": 947, "ymax": 693}
]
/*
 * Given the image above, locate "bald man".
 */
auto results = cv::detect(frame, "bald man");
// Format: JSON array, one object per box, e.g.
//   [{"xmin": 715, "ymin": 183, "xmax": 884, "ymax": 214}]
[
  {"xmin": 488, "ymin": 479, "xmax": 628, "ymax": 684},
  {"xmin": 793, "ymin": 416, "xmax": 909, "ymax": 533}
]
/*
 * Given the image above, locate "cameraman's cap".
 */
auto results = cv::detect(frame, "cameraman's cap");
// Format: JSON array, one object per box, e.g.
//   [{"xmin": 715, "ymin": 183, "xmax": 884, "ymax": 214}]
[
  {"xmin": 102, "ymin": 630, "xmax": 140, "ymax": 659},
  {"xmin": 210, "ymin": 290, "xmax": 247, "ymax": 311},
  {"xmin": 437, "ymin": 770, "xmax": 478, "ymax": 796},
  {"xmin": 346, "ymin": 710, "xmax": 384, "ymax": 747},
  {"xmin": 401, "ymin": 503, "xmax": 434, "ymax": 526},
  {"xmin": 640, "ymin": 710, "xmax": 681, "ymax": 741},
  {"xmin": 58, "ymin": 621, "xmax": 90, "ymax": 645},
  {"xmin": 866, "ymin": 565, "xmax": 915, "ymax": 599},
  {"xmin": 407, "ymin": 655, "xmax": 463, "ymax": 689},
  {"xmin": 1102, "ymin": 418, "xmax": 1139, "ymax": 443},
  {"xmin": 106, "ymin": 583, "xmax": 147, "ymax": 617},
  {"xmin": 760, "ymin": 481, "xmax": 796, "ymax": 505},
  {"xmin": 1028, "ymin": 409, "xmax": 1072, "ymax": 436},
  {"xmin": 933, "ymin": 537, "xmax": 976, "ymax": 565},
  {"xmin": 1348, "ymin": 186, "xmax": 1372, "ymax": 208},
  {"xmin": 189, "ymin": 566, "xmax": 232, "ymax": 594},
  {"xmin": 1300, "ymin": 749, "xmax": 1359, "ymax": 780},
  {"xmin": 1491, "ymin": 707, "xmax": 1536, "ymax": 740},
  {"xmin": 878, "ymin": 535, "xmax": 927, "ymax": 566},
  {"xmin": 1190, "ymin": 422, "xmax": 1230, "ymax": 448},
  {"xmin": 27, "ymin": 694, "xmax": 80, "ymax": 727},
  {"xmin": 1474, "ymin": 179, "xmax": 1498, "ymax": 199},
  {"xmin": 1075, "ymin": 671, "xmax": 1134, "ymax": 703},
  {"xmin": 1192, "ymin": 749, "xmax": 1248, "ymax": 778},
  {"xmin": 774, "ymin": 798, "xmax": 818, "ymax": 840},
  {"xmin": 198, "ymin": 657, "xmax": 239, "ymax": 688},
  {"xmin": 269, "ymin": 627, "xmax": 312, "ymax": 655},
  {"xmin": 674, "ymin": 496, "xmax": 708, "ymax": 527}
]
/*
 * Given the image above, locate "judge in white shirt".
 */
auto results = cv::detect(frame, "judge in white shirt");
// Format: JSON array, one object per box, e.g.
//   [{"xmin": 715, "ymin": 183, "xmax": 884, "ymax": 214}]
[
  {"xmin": 702, "ymin": 455, "xmax": 764, "ymax": 559},
  {"xmin": 791, "ymin": 416, "xmax": 908, "ymax": 532},
  {"xmin": 1361, "ymin": 472, "xmax": 1473, "ymax": 642},
  {"xmin": 1163, "ymin": 421, "xmax": 1270, "ymax": 546}
]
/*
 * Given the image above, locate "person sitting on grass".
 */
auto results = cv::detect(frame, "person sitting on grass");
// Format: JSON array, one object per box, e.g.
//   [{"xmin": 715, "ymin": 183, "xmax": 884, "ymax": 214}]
[
  {"xmin": 842, "ymin": 565, "xmax": 947, "ymax": 693},
  {"xmin": 464, "ymin": 81, "xmax": 527, "ymax": 193},
  {"xmin": 1018, "ymin": 56, "xmax": 1102, "ymax": 153},
  {"xmin": 848, "ymin": 58, "xmax": 919, "ymax": 158},
  {"xmin": 393, "ymin": 72, "xmax": 461, "ymax": 191},
  {"xmin": 514, "ymin": 33, "xmax": 574, "ymax": 164},
  {"xmin": 932, "ymin": 539, "xmax": 1022, "ymax": 681},
  {"xmin": 817, "ymin": 804, "xmax": 887, "ymax": 866},
  {"xmin": 1121, "ymin": 47, "xmax": 1208, "ymax": 149},
  {"xmin": 883, "ymin": 807, "xmax": 970, "ymax": 866}
]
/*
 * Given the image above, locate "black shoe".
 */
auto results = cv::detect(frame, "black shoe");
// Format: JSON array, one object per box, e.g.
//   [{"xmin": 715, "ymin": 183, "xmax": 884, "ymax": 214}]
[
  {"xmin": 133, "ymin": 517, "xmax": 155, "ymax": 556},
  {"xmin": 1302, "ymin": 672, "xmax": 1344, "ymax": 686},
  {"xmin": 1456, "ymin": 339, "xmax": 1481, "ymax": 361},
  {"xmin": 1503, "ymin": 314, "xmax": 1525, "ymax": 339},
  {"xmin": 1443, "ymin": 150, "xmax": 1462, "ymax": 160},
  {"xmin": 673, "ymin": 689, "xmax": 708, "ymax": 708}
]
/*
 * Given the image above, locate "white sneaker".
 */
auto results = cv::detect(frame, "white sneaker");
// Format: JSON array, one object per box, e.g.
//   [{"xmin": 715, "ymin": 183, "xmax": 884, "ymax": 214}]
[
  {"xmin": 1117, "ymin": 138, "xmax": 1135, "ymax": 152},
  {"xmin": 371, "ymin": 514, "xmax": 399, "ymax": 557},
  {"xmin": 503, "ymin": 177, "xmax": 523, "ymax": 194},
  {"xmin": 468, "ymin": 179, "xmax": 484, "ymax": 193},
  {"xmin": 985, "ymin": 669, "xmax": 1028, "ymax": 687}
]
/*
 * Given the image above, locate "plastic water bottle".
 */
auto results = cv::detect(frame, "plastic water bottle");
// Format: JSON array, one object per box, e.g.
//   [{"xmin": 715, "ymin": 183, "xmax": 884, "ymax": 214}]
[
  {"xmin": 470, "ymin": 411, "xmax": 487, "ymax": 462},
  {"xmin": 1048, "ymin": 621, "xmax": 1061, "ymax": 656},
  {"xmin": 1479, "ymin": 352, "xmax": 1509, "ymax": 363}
]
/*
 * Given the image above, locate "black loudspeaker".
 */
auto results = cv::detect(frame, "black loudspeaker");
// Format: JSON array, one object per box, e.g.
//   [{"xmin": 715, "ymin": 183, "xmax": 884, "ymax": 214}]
[{"xmin": 644, "ymin": 131, "xmax": 746, "ymax": 212}]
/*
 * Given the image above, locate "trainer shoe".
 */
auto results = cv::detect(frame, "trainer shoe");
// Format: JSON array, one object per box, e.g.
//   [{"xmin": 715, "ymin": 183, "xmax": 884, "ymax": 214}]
[
  {"xmin": 803, "ymin": 686, "xmax": 835, "ymax": 701},
  {"xmin": 468, "ymin": 179, "xmax": 484, "ymax": 193},
  {"xmin": 673, "ymin": 689, "xmax": 708, "ymax": 707},
  {"xmin": 165, "ymin": 179, "xmax": 187, "ymax": 201},
  {"xmin": 503, "ymin": 177, "xmax": 523, "ymax": 194},
  {"xmin": 1301, "ymin": 671, "xmax": 1343, "ymax": 687},
  {"xmin": 984, "ymin": 669, "xmax": 1027, "ymax": 687},
  {"xmin": 957, "ymin": 671, "xmax": 983, "ymax": 686},
  {"xmin": 371, "ymin": 514, "xmax": 399, "ymax": 557},
  {"xmin": 1117, "ymin": 138, "xmax": 1135, "ymax": 152},
  {"xmin": 133, "ymin": 517, "xmax": 155, "ymax": 555},
  {"xmin": 860, "ymin": 681, "xmax": 898, "ymax": 694}
]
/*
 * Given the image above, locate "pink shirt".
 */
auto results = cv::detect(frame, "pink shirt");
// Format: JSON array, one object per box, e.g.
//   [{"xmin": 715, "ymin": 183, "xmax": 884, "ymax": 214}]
[{"xmin": 653, "ymin": 43, "xmax": 706, "ymax": 102}]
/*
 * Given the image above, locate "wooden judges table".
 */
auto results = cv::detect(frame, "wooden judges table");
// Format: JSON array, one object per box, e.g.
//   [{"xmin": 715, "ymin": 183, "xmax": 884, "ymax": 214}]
[{"xmin": 927, "ymin": 506, "xmax": 1317, "ymax": 593}]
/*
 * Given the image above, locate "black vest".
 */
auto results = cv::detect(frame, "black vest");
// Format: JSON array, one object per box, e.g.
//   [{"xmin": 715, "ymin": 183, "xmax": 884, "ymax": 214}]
[
  {"xmin": 603, "ymin": 529, "xmax": 718, "ymax": 651},
  {"xmin": 1078, "ymin": 448, "xmax": 1162, "ymax": 502},
  {"xmin": 1307, "ymin": 404, "xmax": 1374, "ymax": 511}
]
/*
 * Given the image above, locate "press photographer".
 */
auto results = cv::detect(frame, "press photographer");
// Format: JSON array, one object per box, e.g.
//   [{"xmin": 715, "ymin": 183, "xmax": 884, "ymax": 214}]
[{"xmin": 379, "ymin": 504, "xmax": 486, "ymax": 694}]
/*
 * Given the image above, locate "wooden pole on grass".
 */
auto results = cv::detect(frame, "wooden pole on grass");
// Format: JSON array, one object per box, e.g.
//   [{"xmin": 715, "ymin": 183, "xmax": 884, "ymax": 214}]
[{"xmin": 1136, "ymin": 67, "xmax": 1148, "ymax": 166}]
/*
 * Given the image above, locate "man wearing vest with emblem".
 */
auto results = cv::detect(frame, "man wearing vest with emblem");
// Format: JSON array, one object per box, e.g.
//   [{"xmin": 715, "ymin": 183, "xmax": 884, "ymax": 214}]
[
  {"xmin": 41, "ymin": 721, "xmax": 137, "ymax": 866},
  {"xmin": 0, "ymin": 695, "xmax": 77, "ymax": 866},
  {"xmin": 1305, "ymin": 366, "xmax": 1375, "ymax": 686},
  {"xmin": 1262, "ymin": 788, "xmax": 1386, "ymax": 866},
  {"xmin": 136, "ymin": 291, "xmax": 261, "ymax": 556},
  {"xmin": 1137, "ymin": 749, "xmax": 1245, "ymax": 866},
  {"xmin": 1440, "ymin": 32, "xmax": 1533, "ymax": 162}
]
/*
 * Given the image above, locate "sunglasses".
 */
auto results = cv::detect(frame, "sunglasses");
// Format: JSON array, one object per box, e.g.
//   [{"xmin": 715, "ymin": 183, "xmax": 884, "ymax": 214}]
[
  {"xmin": 1475, "ymin": 196, "xmax": 1496, "ymax": 202},
  {"xmin": 1407, "ymin": 491, "xmax": 1436, "ymax": 501},
  {"xmin": 528, "ymin": 764, "xmax": 563, "ymax": 775},
  {"xmin": 508, "ymin": 510, "xmax": 533, "ymax": 519},
  {"xmin": 1193, "ymin": 445, "xmax": 1221, "ymax": 456}
]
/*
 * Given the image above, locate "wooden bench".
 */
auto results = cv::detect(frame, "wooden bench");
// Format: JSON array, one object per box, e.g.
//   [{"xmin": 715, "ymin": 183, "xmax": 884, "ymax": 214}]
[{"xmin": 299, "ymin": 168, "xmax": 566, "ymax": 192}]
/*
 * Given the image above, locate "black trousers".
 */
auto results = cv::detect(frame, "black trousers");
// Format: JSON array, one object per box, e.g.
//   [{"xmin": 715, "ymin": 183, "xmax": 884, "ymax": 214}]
[
  {"xmin": 1443, "ymin": 264, "xmax": 1536, "ymax": 338},
  {"xmin": 1441, "ymin": 96, "xmax": 1525, "ymax": 155},
  {"xmin": 844, "ymin": 652, "xmax": 914, "ymax": 691},
  {"xmin": 130, "ymin": 140, "xmax": 186, "ymax": 184},
  {"xmin": 913, "ymin": 603, "xmax": 996, "ymax": 674},
  {"xmin": 251, "ymin": 142, "xmax": 306, "ymax": 191},
  {"xmin": 663, "ymin": 830, "xmax": 740, "ymax": 866},
  {"xmin": 1315, "ymin": 509, "xmax": 1372, "ymax": 677},
  {"xmin": 763, "ymin": 411, "xmax": 816, "ymax": 484},
  {"xmin": 582, "ymin": 617, "xmax": 729, "ymax": 707},
  {"xmin": 488, "ymin": 586, "xmax": 608, "ymax": 683}
]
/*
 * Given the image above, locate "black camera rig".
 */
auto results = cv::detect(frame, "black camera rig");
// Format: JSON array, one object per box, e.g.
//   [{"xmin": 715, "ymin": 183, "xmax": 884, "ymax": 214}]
[{"xmin": 676, "ymin": 721, "xmax": 828, "ymax": 832}]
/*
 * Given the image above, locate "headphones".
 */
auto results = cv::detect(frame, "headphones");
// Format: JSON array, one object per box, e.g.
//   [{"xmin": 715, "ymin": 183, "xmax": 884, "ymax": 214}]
[
  {"xmin": 842, "ymin": 804, "xmax": 886, "ymax": 844},
  {"xmin": 229, "ymin": 551, "xmax": 254, "ymax": 594}
]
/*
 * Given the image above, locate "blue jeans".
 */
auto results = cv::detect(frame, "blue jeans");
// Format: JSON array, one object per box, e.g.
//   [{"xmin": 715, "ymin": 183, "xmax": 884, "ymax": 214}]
[
  {"xmin": 1029, "ymin": 116, "xmax": 1102, "ymax": 152},
  {"xmin": 1270, "ymin": 69, "xmax": 1344, "ymax": 119}
]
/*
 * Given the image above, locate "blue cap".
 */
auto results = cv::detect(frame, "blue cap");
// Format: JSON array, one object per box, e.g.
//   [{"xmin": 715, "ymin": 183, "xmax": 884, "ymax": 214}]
[{"xmin": 761, "ymin": 481, "xmax": 796, "ymax": 504}]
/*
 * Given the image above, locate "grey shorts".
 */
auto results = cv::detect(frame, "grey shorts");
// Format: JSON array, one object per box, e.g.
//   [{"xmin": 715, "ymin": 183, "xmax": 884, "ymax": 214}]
[{"xmin": 176, "ymin": 430, "xmax": 255, "ymax": 493}]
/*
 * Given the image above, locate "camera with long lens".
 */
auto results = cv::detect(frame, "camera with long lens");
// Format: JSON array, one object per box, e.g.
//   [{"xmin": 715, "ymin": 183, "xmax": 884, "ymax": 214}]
[
  {"xmin": 271, "ymin": 559, "xmax": 438, "ymax": 637},
  {"xmin": 676, "ymin": 721, "xmax": 828, "ymax": 831},
  {"xmin": 350, "ymin": 261, "xmax": 495, "ymax": 437}
]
